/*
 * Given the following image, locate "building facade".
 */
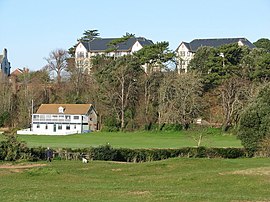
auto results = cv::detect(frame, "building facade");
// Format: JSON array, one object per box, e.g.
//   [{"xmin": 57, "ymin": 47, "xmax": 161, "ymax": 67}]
[
  {"xmin": 176, "ymin": 38, "xmax": 255, "ymax": 73},
  {"xmin": 75, "ymin": 37, "xmax": 153, "ymax": 72},
  {"xmin": 18, "ymin": 104, "xmax": 98, "ymax": 135}
]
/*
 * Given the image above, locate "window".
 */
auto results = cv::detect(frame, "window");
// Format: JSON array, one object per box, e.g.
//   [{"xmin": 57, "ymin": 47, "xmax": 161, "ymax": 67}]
[
  {"xmin": 33, "ymin": 115, "xmax": 39, "ymax": 119},
  {"xmin": 58, "ymin": 106, "xmax": 65, "ymax": 113},
  {"xmin": 180, "ymin": 51, "xmax": 185, "ymax": 56},
  {"xmin": 65, "ymin": 115, "xmax": 71, "ymax": 120},
  {"xmin": 73, "ymin": 116, "xmax": 79, "ymax": 120},
  {"xmin": 45, "ymin": 124, "xmax": 48, "ymax": 130},
  {"xmin": 58, "ymin": 125, "xmax": 62, "ymax": 130},
  {"xmin": 187, "ymin": 52, "xmax": 190, "ymax": 56},
  {"xmin": 37, "ymin": 124, "xmax": 40, "ymax": 129},
  {"xmin": 76, "ymin": 52, "xmax": 84, "ymax": 58},
  {"xmin": 66, "ymin": 125, "xmax": 70, "ymax": 130}
]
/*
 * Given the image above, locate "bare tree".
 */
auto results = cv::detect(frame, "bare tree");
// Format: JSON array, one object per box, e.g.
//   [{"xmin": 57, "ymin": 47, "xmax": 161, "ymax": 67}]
[
  {"xmin": 45, "ymin": 49, "xmax": 68, "ymax": 84},
  {"xmin": 217, "ymin": 77, "xmax": 253, "ymax": 131},
  {"xmin": 158, "ymin": 72, "xmax": 203, "ymax": 129}
]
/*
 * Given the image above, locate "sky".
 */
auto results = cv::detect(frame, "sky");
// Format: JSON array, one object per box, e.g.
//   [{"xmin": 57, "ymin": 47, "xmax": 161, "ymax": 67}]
[{"xmin": 0, "ymin": 0, "xmax": 270, "ymax": 71}]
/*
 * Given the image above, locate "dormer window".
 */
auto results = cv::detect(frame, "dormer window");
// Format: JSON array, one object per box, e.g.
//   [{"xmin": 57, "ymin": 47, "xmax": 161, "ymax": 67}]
[{"xmin": 58, "ymin": 106, "xmax": 65, "ymax": 113}]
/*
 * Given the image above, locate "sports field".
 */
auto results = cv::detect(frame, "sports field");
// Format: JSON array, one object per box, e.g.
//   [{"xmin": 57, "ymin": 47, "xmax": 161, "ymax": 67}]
[
  {"xmin": 0, "ymin": 158, "xmax": 269, "ymax": 201},
  {"xmin": 16, "ymin": 129, "xmax": 242, "ymax": 149}
]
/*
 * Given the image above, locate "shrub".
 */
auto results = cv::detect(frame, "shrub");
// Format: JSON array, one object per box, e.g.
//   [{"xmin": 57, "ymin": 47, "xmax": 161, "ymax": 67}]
[
  {"xmin": 0, "ymin": 133, "xmax": 29, "ymax": 161},
  {"xmin": 237, "ymin": 83, "xmax": 270, "ymax": 154}
]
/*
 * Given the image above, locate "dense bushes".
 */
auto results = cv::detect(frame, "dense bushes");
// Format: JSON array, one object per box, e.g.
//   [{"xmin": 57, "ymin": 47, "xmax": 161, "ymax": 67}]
[
  {"xmin": 0, "ymin": 133, "xmax": 29, "ymax": 161},
  {"xmin": 237, "ymin": 83, "xmax": 270, "ymax": 154},
  {"xmin": 7, "ymin": 145, "xmax": 246, "ymax": 162},
  {"xmin": 0, "ymin": 134, "xmax": 248, "ymax": 162}
]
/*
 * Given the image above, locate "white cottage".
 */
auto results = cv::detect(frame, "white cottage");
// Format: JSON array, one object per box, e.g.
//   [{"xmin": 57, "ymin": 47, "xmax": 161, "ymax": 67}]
[{"xmin": 18, "ymin": 104, "xmax": 97, "ymax": 135}]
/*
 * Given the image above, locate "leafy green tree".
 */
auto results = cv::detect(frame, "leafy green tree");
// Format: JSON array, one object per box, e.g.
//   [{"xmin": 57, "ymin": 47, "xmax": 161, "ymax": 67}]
[
  {"xmin": 254, "ymin": 38, "xmax": 270, "ymax": 52},
  {"xmin": 189, "ymin": 44, "xmax": 249, "ymax": 90},
  {"xmin": 135, "ymin": 41, "xmax": 175, "ymax": 73},
  {"xmin": 93, "ymin": 55, "xmax": 143, "ymax": 131},
  {"xmin": 237, "ymin": 83, "xmax": 270, "ymax": 154}
]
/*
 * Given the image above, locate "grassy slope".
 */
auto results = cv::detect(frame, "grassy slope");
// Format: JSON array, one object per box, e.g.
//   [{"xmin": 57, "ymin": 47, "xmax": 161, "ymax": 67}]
[
  {"xmin": 14, "ymin": 128, "xmax": 242, "ymax": 149},
  {"xmin": 0, "ymin": 158, "xmax": 270, "ymax": 201}
]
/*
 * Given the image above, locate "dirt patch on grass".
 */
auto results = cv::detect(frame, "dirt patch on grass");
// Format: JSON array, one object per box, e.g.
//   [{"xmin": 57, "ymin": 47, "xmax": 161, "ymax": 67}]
[
  {"xmin": 0, "ymin": 163, "xmax": 47, "ymax": 173},
  {"xmin": 220, "ymin": 167, "xmax": 270, "ymax": 176}
]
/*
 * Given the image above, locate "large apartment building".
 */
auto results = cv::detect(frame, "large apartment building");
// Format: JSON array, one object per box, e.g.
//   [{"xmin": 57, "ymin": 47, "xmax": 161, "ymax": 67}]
[
  {"xmin": 176, "ymin": 38, "xmax": 255, "ymax": 73},
  {"xmin": 75, "ymin": 37, "xmax": 153, "ymax": 72}
]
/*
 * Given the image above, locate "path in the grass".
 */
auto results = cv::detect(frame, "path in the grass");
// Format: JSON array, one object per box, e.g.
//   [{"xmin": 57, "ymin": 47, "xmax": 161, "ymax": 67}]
[{"xmin": 0, "ymin": 163, "xmax": 47, "ymax": 173}]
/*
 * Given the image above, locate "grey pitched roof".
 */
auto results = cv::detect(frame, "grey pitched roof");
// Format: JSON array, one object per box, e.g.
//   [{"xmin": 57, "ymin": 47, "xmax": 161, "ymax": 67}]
[
  {"xmin": 81, "ymin": 37, "xmax": 153, "ymax": 52},
  {"xmin": 187, "ymin": 38, "xmax": 255, "ymax": 52}
]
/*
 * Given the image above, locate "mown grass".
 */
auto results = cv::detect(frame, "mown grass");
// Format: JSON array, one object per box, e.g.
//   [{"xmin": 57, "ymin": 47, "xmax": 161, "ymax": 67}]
[
  {"xmin": 0, "ymin": 158, "xmax": 270, "ymax": 201},
  {"xmin": 13, "ymin": 128, "xmax": 242, "ymax": 149}
]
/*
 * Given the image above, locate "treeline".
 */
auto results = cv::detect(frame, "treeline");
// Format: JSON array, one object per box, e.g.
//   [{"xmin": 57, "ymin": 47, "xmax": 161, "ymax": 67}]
[{"xmin": 0, "ymin": 33, "xmax": 270, "ymax": 134}]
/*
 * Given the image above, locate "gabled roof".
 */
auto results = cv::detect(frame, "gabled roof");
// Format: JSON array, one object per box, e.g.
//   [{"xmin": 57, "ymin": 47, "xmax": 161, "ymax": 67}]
[
  {"xmin": 187, "ymin": 38, "xmax": 255, "ymax": 52},
  {"xmin": 81, "ymin": 37, "xmax": 153, "ymax": 52},
  {"xmin": 36, "ymin": 104, "xmax": 94, "ymax": 115}
]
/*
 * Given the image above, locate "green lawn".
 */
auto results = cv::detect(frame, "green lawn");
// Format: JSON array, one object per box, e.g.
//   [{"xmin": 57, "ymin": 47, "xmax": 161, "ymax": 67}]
[
  {"xmin": 13, "ymin": 129, "xmax": 242, "ymax": 149},
  {"xmin": 0, "ymin": 158, "xmax": 270, "ymax": 201}
]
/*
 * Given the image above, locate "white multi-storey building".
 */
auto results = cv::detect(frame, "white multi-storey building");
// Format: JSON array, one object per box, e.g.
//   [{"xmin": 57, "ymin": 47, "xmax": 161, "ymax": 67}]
[
  {"xmin": 176, "ymin": 38, "xmax": 255, "ymax": 73},
  {"xmin": 75, "ymin": 37, "xmax": 153, "ymax": 72}
]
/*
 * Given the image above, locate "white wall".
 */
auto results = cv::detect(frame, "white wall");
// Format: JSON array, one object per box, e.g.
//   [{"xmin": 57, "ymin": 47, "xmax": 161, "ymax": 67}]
[
  {"xmin": 177, "ymin": 43, "xmax": 194, "ymax": 73},
  {"xmin": 31, "ymin": 114, "xmax": 89, "ymax": 135},
  {"xmin": 75, "ymin": 43, "xmax": 88, "ymax": 58},
  {"xmin": 131, "ymin": 41, "xmax": 143, "ymax": 53}
]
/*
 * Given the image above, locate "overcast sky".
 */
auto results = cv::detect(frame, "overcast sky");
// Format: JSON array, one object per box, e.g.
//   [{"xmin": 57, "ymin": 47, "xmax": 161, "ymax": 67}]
[{"xmin": 0, "ymin": 0, "xmax": 269, "ymax": 71}]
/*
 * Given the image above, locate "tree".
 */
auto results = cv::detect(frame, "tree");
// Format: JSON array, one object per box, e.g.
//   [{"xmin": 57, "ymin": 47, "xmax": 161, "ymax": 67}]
[
  {"xmin": 158, "ymin": 72, "xmax": 203, "ymax": 129},
  {"xmin": 44, "ymin": 49, "xmax": 69, "ymax": 85},
  {"xmin": 254, "ymin": 38, "xmax": 270, "ymax": 52},
  {"xmin": 237, "ymin": 83, "xmax": 270, "ymax": 154},
  {"xmin": 135, "ymin": 41, "xmax": 175, "ymax": 74},
  {"xmin": 93, "ymin": 55, "xmax": 143, "ymax": 131},
  {"xmin": 217, "ymin": 77, "xmax": 253, "ymax": 131},
  {"xmin": 189, "ymin": 44, "xmax": 249, "ymax": 90}
]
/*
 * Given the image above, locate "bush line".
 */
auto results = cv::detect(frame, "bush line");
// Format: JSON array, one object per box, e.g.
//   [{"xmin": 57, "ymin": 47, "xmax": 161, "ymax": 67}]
[{"xmin": 0, "ymin": 145, "xmax": 248, "ymax": 162}]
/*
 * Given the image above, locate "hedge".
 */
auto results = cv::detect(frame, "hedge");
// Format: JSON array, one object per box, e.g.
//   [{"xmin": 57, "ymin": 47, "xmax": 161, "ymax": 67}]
[{"xmin": 1, "ymin": 145, "xmax": 248, "ymax": 162}]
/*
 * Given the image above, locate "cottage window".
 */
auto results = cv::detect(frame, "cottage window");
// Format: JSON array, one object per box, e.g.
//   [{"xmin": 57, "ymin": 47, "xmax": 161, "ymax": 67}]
[
  {"xmin": 37, "ymin": 124, "xmax": 40, "ymax": 129},
  {"xmin": 45, "ymin": 124, "xmax": 48, "ymax": 130},
  {"xmin": 66, "ymin": 125, "xmax": 70, "ymax": 130},
  {"xmin": 58, "ymin": 125, "xmax": 62, "ymax": 130},
  {"xmin": 74, "ymin": 116, "xmax": 79, "ymax": 120},
  {"xmin": 33, "ymin": 115, "xmax": 39, "ymax": 119}
]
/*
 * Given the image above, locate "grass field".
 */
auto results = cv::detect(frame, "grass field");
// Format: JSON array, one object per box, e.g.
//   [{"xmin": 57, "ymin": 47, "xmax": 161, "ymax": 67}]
[
  {"xmin": 0, "ymin": 158, "xmax": 270, "ymax": 201},
  {"xmin": 13, "ymin": 128, "xmax": 242, "ymax": 149}
]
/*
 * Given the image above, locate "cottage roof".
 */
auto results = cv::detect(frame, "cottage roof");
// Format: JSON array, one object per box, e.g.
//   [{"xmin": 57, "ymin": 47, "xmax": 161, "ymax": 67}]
[
  {"xmin": 36, "ymin": 104, "xmax": 93, "ymax": 115},
  {"xmin": 188, "ymin": 38, "xmax": 255, "ymax": 52},
  {"xmin": 81, "ymin": 37, "xmax": 153, "ymax": 52}
]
